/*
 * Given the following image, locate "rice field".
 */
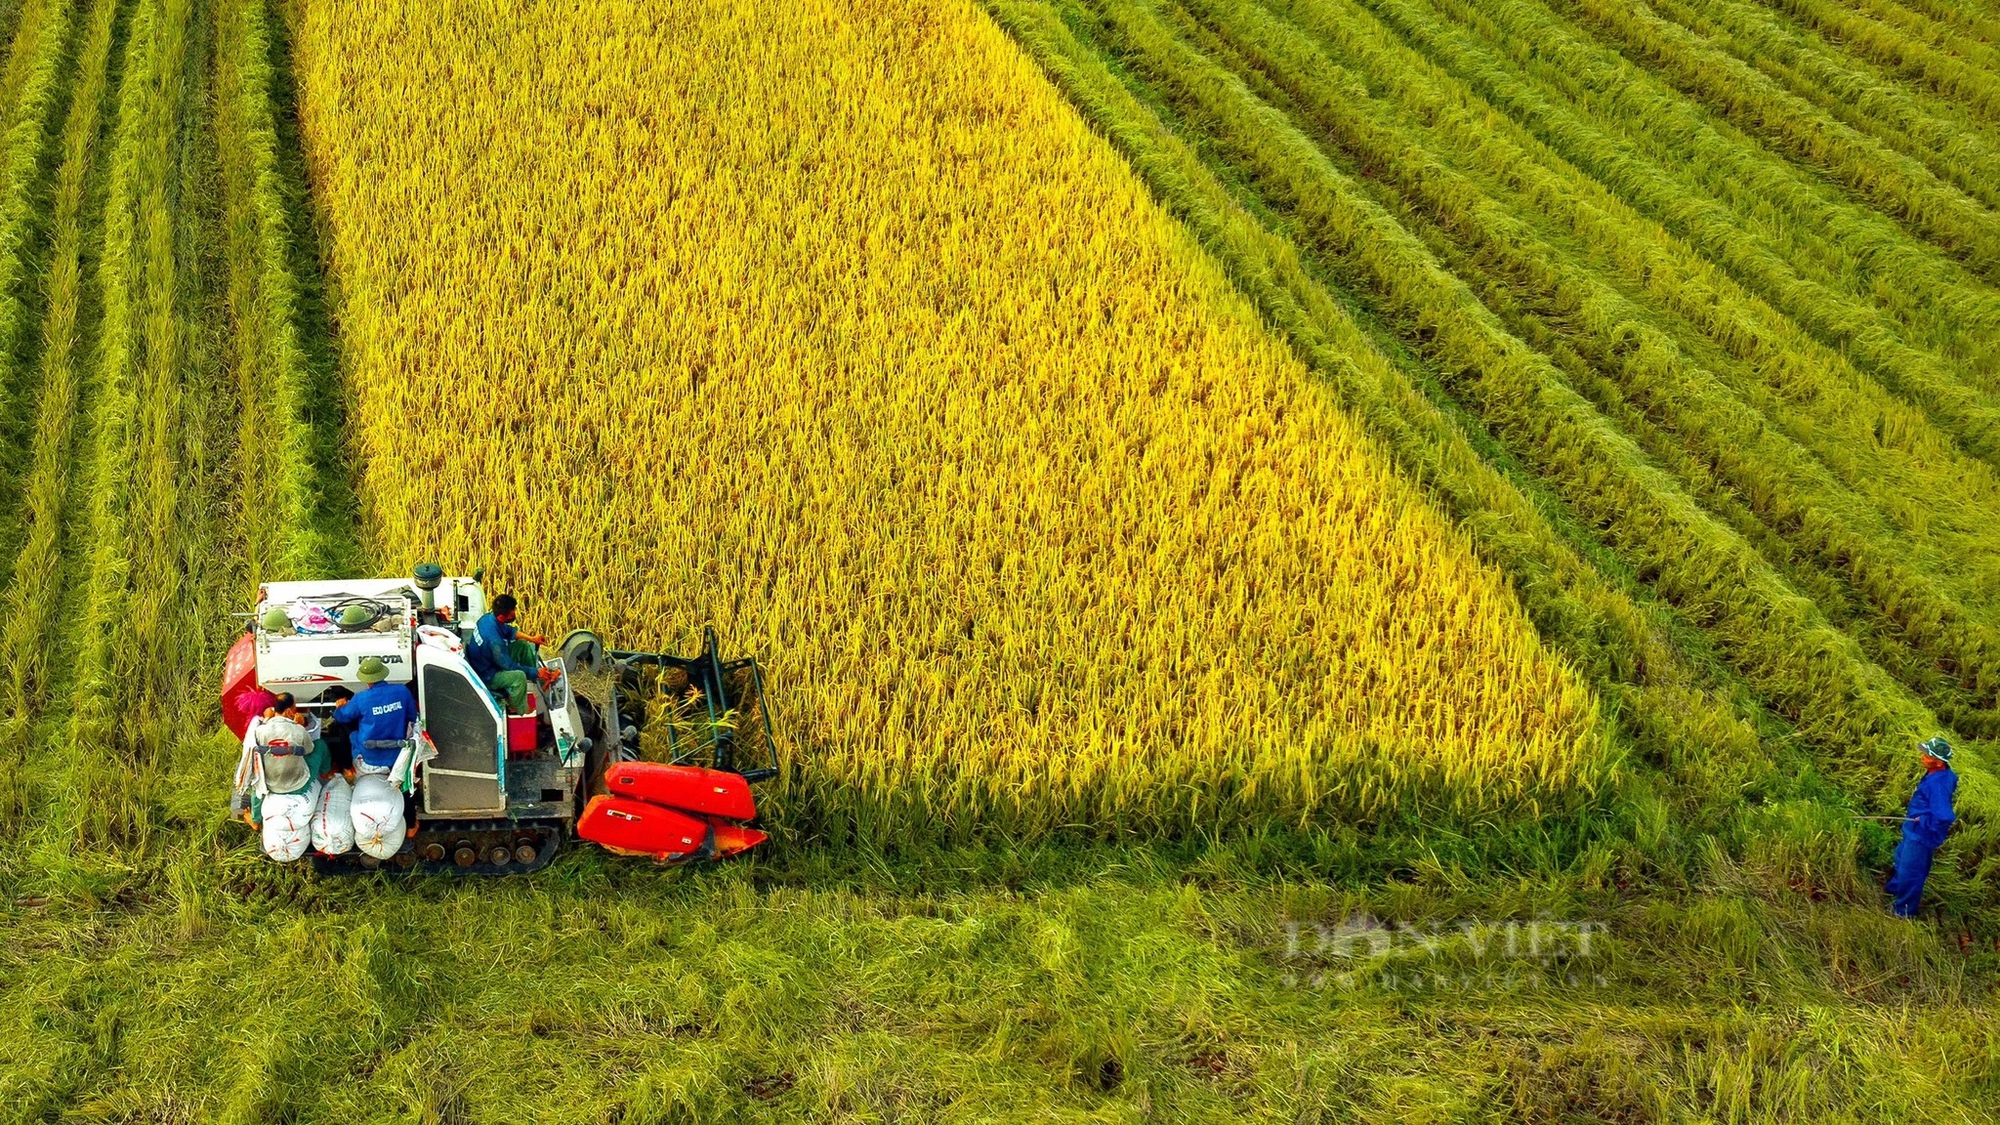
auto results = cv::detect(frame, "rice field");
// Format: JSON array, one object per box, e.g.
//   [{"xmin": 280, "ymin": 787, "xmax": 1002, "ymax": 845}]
[
  {"xmin": 290, "ymin": 0, "xmax": 1607, "ymax": 844},
  {"xmin": 0, "ymin": 0, "xmax": 1993, "ymax": 1116}
]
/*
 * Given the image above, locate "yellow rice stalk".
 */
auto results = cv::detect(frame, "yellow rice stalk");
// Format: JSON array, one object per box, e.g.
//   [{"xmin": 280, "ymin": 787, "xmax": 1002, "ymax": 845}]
[{"xmin": 292, "ymin": 0, "xmax": 1605, "ymax": 838}]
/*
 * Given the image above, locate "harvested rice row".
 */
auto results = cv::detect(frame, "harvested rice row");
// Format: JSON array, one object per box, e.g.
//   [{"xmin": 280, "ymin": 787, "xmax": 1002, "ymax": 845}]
[
  {"xmin": 1554, "ymin": 0, "xmax": 2000, "ymax": 282},
  {"xmin": 62, "ymin": 0, "xmax": 189, "ymax": 852},
  {"xmin": 0, "ymin": 0, "xmax": 121, "ymax": 837},
  {"xmin": 1172, "ymin": 0, "xmax": 2000, "ymax": 732}
]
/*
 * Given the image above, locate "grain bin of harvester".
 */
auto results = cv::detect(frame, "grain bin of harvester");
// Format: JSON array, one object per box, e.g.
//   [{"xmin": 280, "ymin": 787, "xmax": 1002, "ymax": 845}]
[{"xmin": 219, "ymin": 564, "xmax": 778, "ymax": 874}]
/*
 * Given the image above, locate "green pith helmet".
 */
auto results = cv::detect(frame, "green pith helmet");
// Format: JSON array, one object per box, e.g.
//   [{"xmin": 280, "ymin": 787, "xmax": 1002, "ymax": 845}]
[
  {"xmin": 259, "ymin": 607, "xmax": 290, "ymax": 632},
  {"xmin": 338, "ymin": 604, "xmax": 375, "ymax": 629},
  {"xmin": 1920, "ymin": 736, "xmax": 1953, "ymax": 763},
  {"xmin": 357, "ymin": 656, "xmax": 388, "ymax": 683}
]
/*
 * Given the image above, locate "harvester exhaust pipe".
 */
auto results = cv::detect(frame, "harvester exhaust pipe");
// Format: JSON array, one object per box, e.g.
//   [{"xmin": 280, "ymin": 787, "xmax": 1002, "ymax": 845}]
[{"xmin": 412, "ymin": 562, "xmax": 444, "ymax": 612}]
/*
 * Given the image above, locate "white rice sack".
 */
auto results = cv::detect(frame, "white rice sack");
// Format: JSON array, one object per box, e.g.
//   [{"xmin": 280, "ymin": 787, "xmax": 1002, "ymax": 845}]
[
  {"xmin": 312, "ymin": 774, "xmax": 355, "ymax": 854},
  {"xmin": 417, "ymin": 624, "xmax": 463, "ymax": 654},
  {"xmin": 261, "ymin": 786, "xmax": 318, "ymax": 863},
  {"xmin": 351, "ymin": 773, "xmax": 406, "ymax": 860}
]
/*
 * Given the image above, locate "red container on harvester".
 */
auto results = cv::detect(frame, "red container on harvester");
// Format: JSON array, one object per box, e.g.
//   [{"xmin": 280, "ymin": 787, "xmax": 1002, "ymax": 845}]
[
  {"xmin": 604, "ymin": 761, "xmax": 756, "ymax": 821},
  {"xmin": 506, "ymin": 714, "xmax": 538, "ymax": 758},
  {"xmin": 577, "ymin": 795, "xmax": 712, "ymax": 861},
  {"xmin": 506, "ymin": 688, "xmax": 539, "ymax": 758}
]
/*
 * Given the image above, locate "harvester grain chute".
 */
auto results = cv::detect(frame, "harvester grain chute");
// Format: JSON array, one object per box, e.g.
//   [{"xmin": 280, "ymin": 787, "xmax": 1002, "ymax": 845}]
[{"xmin": 220, "ymin": 566, "xmax": 776, "ymax": 873}]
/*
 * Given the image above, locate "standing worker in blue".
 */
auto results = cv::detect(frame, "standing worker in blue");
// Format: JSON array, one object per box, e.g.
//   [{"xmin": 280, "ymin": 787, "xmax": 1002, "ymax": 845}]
[
  {"xmin": 332, "ymin": 655, "xmax": 422, "ymax": 856},
  {"xmin": 1886, "ymin": 736, "xmax": 1959, "ymax": 918},
  {"xmin": 334, "ymin": 657, "xmax": 418, "ymax": 775},
  {"xmin": 468, "ymin": 592, "xmax": 556, "ymax": 714}
]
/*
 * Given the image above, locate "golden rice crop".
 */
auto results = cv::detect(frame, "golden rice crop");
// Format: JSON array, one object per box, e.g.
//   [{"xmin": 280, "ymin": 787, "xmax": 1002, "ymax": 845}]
[{"xmin": 291, "ymin": 0, "xmax": 1606, "ymax": 839}]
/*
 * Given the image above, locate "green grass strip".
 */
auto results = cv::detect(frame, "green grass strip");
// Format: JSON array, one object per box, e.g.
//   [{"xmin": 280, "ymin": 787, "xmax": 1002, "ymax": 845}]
[
  {"xmin": 0, "ymin": 0, "xmax": 122, "ymax": 839},
  {"xmin": 214, "ymin": 0, "xmax": 332, "ymax": 581},
  {"xmin": 6, "ymin": 869, "xmax": 1997, "ymax": 1120}
]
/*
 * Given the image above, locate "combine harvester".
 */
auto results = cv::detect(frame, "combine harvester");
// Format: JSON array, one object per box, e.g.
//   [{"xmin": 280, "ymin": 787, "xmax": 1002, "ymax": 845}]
[{"xmin": 220, "ymin": 565, "xmax": 777, "ymax": 873}]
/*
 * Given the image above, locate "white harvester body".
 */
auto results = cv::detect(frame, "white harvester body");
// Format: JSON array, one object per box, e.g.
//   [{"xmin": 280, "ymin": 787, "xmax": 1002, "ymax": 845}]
[
  {"xmin": 253, "ymin": 574, "xmax": 483, "ymax": 694},
  {"xmin": 224, "ymin": 567, "xmax": 776, "ymax": 873},
  {"xmin": 230, "ymin": 572, "xmax": 595, "ymax": 869}
]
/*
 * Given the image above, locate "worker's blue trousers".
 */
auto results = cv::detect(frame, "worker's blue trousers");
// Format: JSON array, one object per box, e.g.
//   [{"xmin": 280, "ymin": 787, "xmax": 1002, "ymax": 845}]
[{"xmin": 1886, "ymin": 835, "xmax": 1938, "ymax": 918}]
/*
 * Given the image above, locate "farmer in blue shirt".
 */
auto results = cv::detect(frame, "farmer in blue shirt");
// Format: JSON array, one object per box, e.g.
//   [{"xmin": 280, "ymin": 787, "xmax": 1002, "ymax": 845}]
[
  {"xmin": 333, "ymin": 656, "xmax": 418, "ymax": 773},
  {"xmin": 1886, "ymin": 736, "xmax": 1959, "ymax": 918},
  {"xmin": 467, "ymin": 593, "xmax": 551, "ymax": 714}
]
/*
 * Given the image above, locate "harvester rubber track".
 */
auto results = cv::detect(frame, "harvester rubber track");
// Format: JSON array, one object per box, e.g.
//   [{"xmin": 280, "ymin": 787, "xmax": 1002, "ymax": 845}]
[{"xmin": 308, "ymin": 819, "xmax": 566, "ymax": 876}]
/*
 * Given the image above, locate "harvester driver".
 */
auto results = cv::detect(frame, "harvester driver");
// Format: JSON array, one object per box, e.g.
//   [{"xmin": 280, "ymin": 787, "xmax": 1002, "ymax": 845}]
[{"xmin": 469, "ymin": 593, "xmax": 555, "ymax": 714}]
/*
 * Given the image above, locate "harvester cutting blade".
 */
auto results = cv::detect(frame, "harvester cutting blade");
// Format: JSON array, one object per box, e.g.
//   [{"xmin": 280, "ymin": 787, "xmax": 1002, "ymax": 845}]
[{"xmin": 707, "ymin": 820, "xmax": 766, "ymax": 858}]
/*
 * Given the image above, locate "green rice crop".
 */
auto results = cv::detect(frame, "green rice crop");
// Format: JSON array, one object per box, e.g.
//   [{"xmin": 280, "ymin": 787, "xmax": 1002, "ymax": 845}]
[
  {"xmin": 1390, "ymin": 0, "xmax": 2000, "ymax": 389},
  {"xmin": 1657, "ymin": 0, "xmax": 2000, "ymax": 208},
  {"xmin": 1764, "ymin": 0, "xmax": 2000, "ymax": 118}
]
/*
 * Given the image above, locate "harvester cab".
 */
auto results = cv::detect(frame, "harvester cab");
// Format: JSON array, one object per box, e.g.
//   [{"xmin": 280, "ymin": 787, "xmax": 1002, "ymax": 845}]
[{"xmin": 221, "ymin": 565, "xmax": 776, "ymax": 873}]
